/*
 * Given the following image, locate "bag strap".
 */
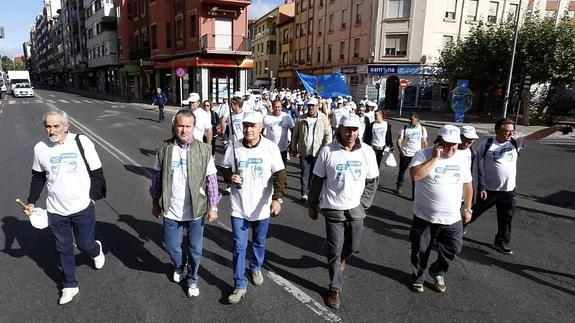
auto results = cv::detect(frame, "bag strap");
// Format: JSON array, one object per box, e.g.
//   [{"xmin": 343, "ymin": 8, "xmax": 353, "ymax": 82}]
[
  {"xmin": 75, "ymin": 134, "xmax": 91, "ymax": 173},
  {"xmin": 482, "ymin": 137, "xmax": 493, "ymax": 159}
]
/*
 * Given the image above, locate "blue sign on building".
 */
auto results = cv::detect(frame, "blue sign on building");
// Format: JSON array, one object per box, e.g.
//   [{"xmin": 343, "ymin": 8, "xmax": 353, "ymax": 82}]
[{"xmin": 367, "ymin": 65, "xmax": 398, "ymax": 74}]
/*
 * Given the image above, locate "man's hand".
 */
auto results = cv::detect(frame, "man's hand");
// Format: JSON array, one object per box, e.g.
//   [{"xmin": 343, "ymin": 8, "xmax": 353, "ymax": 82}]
[
  {"xmin": 206, "ymin": 210, "xmax": 218, "ymax": 222},
  {"xmin": 23, "ymin": 203, "xmax": 34, "ymax": 217},
  {"xmin": 462, "ymin": 209, "xmax": 472, "ymax": 224},
  {"xmin": 480, "ymin": 190, "xmax": 487, "ymax": 200},
  {"xmin": 230, "ymin": 174, "xmax": 243, "ymax": 185},
  {"xmin": 270, "ymin": 200, "xmax": 282, "ymax": 217},
  {"xmin": 308, "ymin": 208, "xmax": 318, "ymax": 220},
  {"xmin": 152, "ymin": 204, "xmax": 162, "ymax": 219},
  {"xmin": 432, "ymin": 142, "xmax": 443, "ymax": 159}
]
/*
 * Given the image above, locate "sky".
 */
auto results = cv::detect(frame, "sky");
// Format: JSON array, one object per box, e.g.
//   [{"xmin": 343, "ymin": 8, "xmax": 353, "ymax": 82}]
[{"xmin": 0, "ymin": 0, "xmax": 283, "ymax": 59}]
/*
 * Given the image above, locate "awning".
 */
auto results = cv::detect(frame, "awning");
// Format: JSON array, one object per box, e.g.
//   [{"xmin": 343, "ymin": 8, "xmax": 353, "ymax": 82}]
[
  {"xmin": 154, "ymin": 57, "xmax": 253, "ymax": 70},
  {"xmin": 119, "ymin": 64, "xmax": 140, "ymax": 74}
]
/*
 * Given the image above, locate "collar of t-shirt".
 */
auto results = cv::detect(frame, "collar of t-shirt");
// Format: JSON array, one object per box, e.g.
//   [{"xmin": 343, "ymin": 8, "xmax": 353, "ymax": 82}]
[{"xmin": 242, "ymin": 134, "xmax": 262, "ymax": 149}]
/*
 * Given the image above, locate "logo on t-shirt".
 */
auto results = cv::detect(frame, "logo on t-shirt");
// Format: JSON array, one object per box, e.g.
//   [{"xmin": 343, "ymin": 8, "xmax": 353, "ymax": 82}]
[
  {"xmin": 239, "ymin": 158, "xmax": 264, "ymax": 178},
  {"xmin": 492, "ymin": 147, "xmax": 515, "ymax": 161},
  {"xmin": 432, "ymin": 165, "xmax": 461, "ymax": 184},
  {"xmin": 335, "ymin": 160, "xmax": 363, "ymax": 182},
  {"xmin": 50, "ymin": 153, "xmax": 79, "ymax": 173}
]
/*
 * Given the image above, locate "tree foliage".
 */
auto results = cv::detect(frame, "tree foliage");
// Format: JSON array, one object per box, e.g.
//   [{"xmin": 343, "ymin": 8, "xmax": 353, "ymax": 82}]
[
  {"xmin": 1, "ymin": 56, "xmax": 27, "ymax": 71},
  {"xmin": 438, "ymin": 15, "xmax": 575, "ymax": 115}
]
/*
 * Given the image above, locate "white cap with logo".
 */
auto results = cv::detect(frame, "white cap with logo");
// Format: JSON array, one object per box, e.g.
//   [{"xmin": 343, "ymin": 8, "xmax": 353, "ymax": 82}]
[
  {"xmin": 307, "ymin": 97, "xmax": 319, "ymax": 105},
  {"xmin": 188, "ymin": 93, "xmax": 200, "ymax": 103},
  {"xmin": 242, "ymin": 111, "xmax": 263, "ymax": 124},
  {"xmin": 460, "ymin": 125, "xmax": 479, "ymax": 139},
  {"xmin": 340, "ymin": 114, "xmax": 361, "ymax": 128},
  {"xmin": 438, "ymin": 125, "xmax": 462, "ymax": 143}
]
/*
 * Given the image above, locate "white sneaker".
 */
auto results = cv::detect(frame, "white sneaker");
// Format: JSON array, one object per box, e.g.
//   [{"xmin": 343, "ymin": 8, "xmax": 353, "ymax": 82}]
[
  {"xmin": 225, "ymin": 185, "xmax": 232, "ymax": 193},
  {"xmin": 173, "ymin": 270, "xmax": 183, "ymax": 283},
  {"xmin": 187, "ymin": 283, "xmax": 200, "ymax": 297},
  {"xmin": 93, "ymin": 240, "xmax": 105, "ymax": 269},
  {"xmin": 301, "ymin": 195, "xmax": 308, "ymax": 202},
  {"xmin": 59, "ymin": 287, "xmax": 79, "ymax": 305}
]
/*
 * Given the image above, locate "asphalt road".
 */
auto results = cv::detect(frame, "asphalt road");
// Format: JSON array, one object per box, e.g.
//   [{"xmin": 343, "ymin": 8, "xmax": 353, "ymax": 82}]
[{"xmin": 1, "ymin": 89, "xmax": 574, "ymax": 322}]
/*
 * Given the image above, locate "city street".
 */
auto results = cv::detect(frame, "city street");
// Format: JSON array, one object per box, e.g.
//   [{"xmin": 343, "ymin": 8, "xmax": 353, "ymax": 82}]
[{"xmin": 0, "ymin": 89, "xmax": 574, "ymax": 322}]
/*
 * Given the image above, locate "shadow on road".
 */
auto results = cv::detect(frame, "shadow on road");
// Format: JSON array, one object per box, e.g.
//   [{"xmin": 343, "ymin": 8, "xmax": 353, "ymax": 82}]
[
  {"xmin": 462, "ymin": 237, "xmax": 575, "ymax": 296},
  {"xmin": 139, "ymin": 148, "xmax": 157, "ymax": 157},
  {"xmin": 124, "ymin": 164, "xmax": 154, "ymax": 180}
]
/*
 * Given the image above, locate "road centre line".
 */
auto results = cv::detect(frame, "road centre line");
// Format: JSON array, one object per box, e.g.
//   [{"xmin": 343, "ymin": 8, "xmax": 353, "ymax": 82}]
[{"xmin": 46, "ymin": 100, "xmax": 339, "ymax": 321}]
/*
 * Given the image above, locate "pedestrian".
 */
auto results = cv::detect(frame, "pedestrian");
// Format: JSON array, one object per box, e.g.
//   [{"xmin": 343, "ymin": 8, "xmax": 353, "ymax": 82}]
[
  {"xmin": 202, "ymin": 99, "xmax": 219, "ymax": 155},
  {"xmin": 152, "ymin": 88, "xmax": 167, "ymax": 121},
  {"xmin": 263, "ymin": 99, "xmax": 295, "ymax": 165},
  {"xmin": 150, "ymin": 109, "xmax": 220, "ymax": 298},
  {"xmin": 458, "ymin": 125, "xmax": 480, "ymax": 205},
  {"xmin": 185, "ymin": 93, "xmax": 213, "ymax": 145},
  {"xmin": 308, "ymin": 114, "xmax": 379, "ymax": 309},
  {"xmin": 354, "ymin": 104, "xmax": 371, "ymax": 142},
  {"xmin": 221, "ymin": 111, "xmax": 287, "ymax": 304},
  {"xmin": 365, "ymin": 110, "xmax": 393, "ymax": 168},
  {"xmin": 468, "ymin": 118, "xmax": 570, "ymax": 254},
  {"xmin": 290, "ymin": 97, "xmax": 332, "ymax": 202},
  {"xmin": 408, "ymin": 125, "xmax": 473, "ymax": 293},
  {"xmin": 396, "ymin": 112, "xmax": 428, "ymax": 198},
  {"xmin": 23, "ymin": 109, "xmax": 106, "ymax": 305}
]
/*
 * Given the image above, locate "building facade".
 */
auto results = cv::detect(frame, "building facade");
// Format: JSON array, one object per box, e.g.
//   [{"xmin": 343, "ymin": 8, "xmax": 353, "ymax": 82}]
[{"xmin": 277, "ymin": 2, "xmax": 296, "ymax": 89}]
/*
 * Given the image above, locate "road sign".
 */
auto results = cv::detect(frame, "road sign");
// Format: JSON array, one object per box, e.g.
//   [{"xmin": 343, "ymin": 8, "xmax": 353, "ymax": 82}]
[
  {"xmin": 175, "ymin": 67, "xmax": 186, "ymax": 78},
  {"xmin": 400, "ymin": 79, "xmax": 408, "ymax": 89}
]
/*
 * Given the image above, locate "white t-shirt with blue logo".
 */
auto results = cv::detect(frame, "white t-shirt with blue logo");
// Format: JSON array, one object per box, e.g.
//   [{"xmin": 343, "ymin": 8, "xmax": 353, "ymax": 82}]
[
  {"xmin": 313, "ymin": 141, "xmax": 379, "ymax": 210},
  {"xmin": 263, "ymin": 112, "xmax": 295, "ymax": 151},
  {"xmin": 480, "ymin": 137, "xmax": 525, "ymax": 192},
  {"xmin": 410, "ymin": 147, "xmax": 472, "ymax": 225},
  {"xmin": 32, "ymin": 133, "xmax": 102, "ymax": 216},
  {"xmin": 400, "ymin": 124, "xmax": 428, "ymax": 156},
  {"xmin": 222, "ymin": 136, "xmax": 285, "ymax": 221}
]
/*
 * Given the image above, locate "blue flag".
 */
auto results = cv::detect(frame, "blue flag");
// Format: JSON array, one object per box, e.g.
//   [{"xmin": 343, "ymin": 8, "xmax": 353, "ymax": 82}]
[{"xmin": 296, "ymin": 72, "xmax": 350, "ymax": 98}]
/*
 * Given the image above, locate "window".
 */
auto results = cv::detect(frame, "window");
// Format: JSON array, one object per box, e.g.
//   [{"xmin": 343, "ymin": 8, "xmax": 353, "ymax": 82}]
[
  {"xmin": 327, "ymin": 44, "xmax": 332, "ymax": 61},
  {"xmin": 190, "ymin": 14, "xmax": 197, "ymax": 38},
  {"xmin": 307, "ymin": 46, "xmax": 312, "ymax": 63},
  {"xmin": 283, "ymin": 29, "xmax": 289, "ymax": 43},
  {"xmin": 356, "ymin": 3, "xmax": 362, "ymax": 23},
  {"xmin": 341, "ymin": 9, "xmax": 347, "ymax": 28},
  {"xmin": 300, "ymin": 22, "xmax": 306, "ymax": 36},
  {"xmin": 301, "ymin": 0, "xmax": 307, "ymax": 11},
  {"xmin": 166, "ymin": 22, "xmax": 172, "ymax": 48},
  {"xmin": 267, "ymin": 41, "xmax": 276, "ymax": 54},
  {"xmin": 445, "ymin": 0, "xmax": 457, "ymax": 20},
  {"xmin": 388, "ymin": 0, "xmax": 411, "ymax": 18},
  {"xmin": 282, "ymin": 52, "xmax": 288, "ymax": 65},
  {"xmin": 176, "ymin": 17, "xmax": 184, "ymax": 41},
  {"xmin": 339, "ymin": 41, "xmax": 345, "ymax": 60},
  {"xmin": 317, "ymin": 46, "xmax": 321, "ymax": 62},
  {"xmin": 488, "ymin": 2, "xmax": 499, "ymax": 23},
  {"xmin": 295, "ymin": 23, "xmax": 299, "ymax": 38},
  {"xmin": 299, "ymin": 48, "xmax": 305, "ymax": 64},
  {"xmin": 353, "ymin": 38, "xmax": 360, "ymax": 58},
  {"xmin": 467, "ymin": 0, "xmax": 478, "ymax": 21},
  {"xmin": 442, "ymin": 35, "xmax": 453, "ymax": 48},
  {"xmin": 142, "ymin": 27, "xmax": 149, "ymax": 48},
  {"xmin": 151, "ymin": 25, "xmax": 157, "ymax": 49},
  {"xmin": 507, "ymin": 4, "xmax": 518, "ymax": 20},
  {"xmin": 319, "ymin": 0, "xmax": 324, "ymax": 6},
  {"xmin": 385, "ymin": 34, "xmax": 407, "ymax": 56},
  {"xmin": 318, "ymin": 18, "xmax": 323, "ymax": 34},
  {"xmin": 328, "ymin": 14, "xmax": 334, "ymax": 32},
  {"xmin": 308, "ymin": 18, "xmax": 313, "ymax": 34}
]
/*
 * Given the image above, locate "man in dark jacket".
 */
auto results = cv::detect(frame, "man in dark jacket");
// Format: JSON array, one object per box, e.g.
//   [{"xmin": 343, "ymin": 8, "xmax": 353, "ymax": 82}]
[{"xmin": 152, "ymin": 88, "xmax": 168, "ymax": 121}]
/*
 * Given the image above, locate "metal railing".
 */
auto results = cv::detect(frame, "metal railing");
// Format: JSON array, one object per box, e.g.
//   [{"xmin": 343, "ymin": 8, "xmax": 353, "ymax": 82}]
[{"xmin": 200, "ymin": 34, "xmax": 252, "ymax": 52}]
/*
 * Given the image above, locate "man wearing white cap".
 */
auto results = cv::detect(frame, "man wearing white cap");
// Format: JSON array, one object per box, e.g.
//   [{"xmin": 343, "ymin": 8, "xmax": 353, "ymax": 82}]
[
  {"xmin": 308, "ymin": 114, "xmax": 379, "ymax": 309},
  {"xmin": 221, "ymin": 111, "xmax": 286, "ymax": 304},
  {"xmin": 458, "ymin": 125, "xmax": 480, "ymax": 204},
  {"xmin": 186, "ymin": 93, "xmax": 213, "ymax": 145},
  {"xmin": 408, "ymin": 125, "xmax": 472, "ymax": 293},
  {"xmin": 263, "ymin": 99, "xmax": 295, "ymax": 165},
  {"xmin": 329, "ymin": 98, "xmax": 347, "ymax": 135}
]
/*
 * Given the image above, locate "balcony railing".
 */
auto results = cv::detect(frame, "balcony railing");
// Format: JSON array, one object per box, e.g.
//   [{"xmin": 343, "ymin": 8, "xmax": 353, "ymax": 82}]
[
  {"xmin": 201, "ymin": 0, "xmax": 251, "ymax": 7},
  {"xmin": 200, "ymin": 34, "xmax": 252, "ymax": 53}
]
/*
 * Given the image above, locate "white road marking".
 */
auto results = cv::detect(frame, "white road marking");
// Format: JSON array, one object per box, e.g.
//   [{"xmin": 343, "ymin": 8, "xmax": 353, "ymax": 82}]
[
  {"xmin": 98, "ymin": 110, "xmax": 120, "ymax": 119},
  {"xmin": 58, "ymin": 99, "xmax": 70, "ymax": 104},
  {"xmin": 9, "ymin": 100, "xmax": 16, "ymax": 104},
  {"xmin": 46, "ymin": 99, "xmax": 56, "ymax": 103},
  {"xmin": 71, "ymin": 100, "xmax": 83, "ymax": 104},
  {"xmin": 82, "ymin": 99, "xmax": 95, "ymax": 104}
]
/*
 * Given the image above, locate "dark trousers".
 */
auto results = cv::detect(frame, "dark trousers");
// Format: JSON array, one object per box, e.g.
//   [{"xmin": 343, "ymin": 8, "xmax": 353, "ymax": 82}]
[
  {"xmin": 470, "ymin": 190, "xmax": 516, "ymax": 243},
  {"xmin": 158, "ymin": 104, "xmax": 165, "ymax": 121},
  {"xmin": 373, "ymin": 147, "xmax": 384, "ymax": 168},
  {"xmin": 325, "ymin": 217, "xmax": 364, "ymax": 290},
  {"xmin": 48, "ymin": 203, "xmax": 100, "ymax": 288},
  {"xmin": 280, "ymin": 150, "xmax": 288, "ymax": 167},
  {"xmin": 410, "ymin": 216, "xmax": 463, "ymax": 283},
  {"xmin": 396, "ymin": 155, "xmax": 413, "ymax": 188},
  {"xmin": 299, "ymin": 155, "xmax": 317, "ymax": 195}
]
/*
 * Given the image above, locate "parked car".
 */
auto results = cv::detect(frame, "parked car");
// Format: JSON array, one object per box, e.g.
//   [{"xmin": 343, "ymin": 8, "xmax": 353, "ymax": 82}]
[{"xmin": 13, "ymin": 83, "xmax": 35, "ymax": 98}]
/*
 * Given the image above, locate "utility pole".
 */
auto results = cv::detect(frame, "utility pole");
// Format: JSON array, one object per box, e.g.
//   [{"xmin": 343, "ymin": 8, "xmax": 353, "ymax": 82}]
[{"xmin": 502, "ymin": 0, "xmax": 523, "ymax": 118}]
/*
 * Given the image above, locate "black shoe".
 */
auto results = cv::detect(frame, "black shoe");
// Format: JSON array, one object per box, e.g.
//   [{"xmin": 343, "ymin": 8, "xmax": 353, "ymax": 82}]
[
  {"xmin": 493, "ymin": 241, "xmax": 513, "ymax": 255},
  {"xmin": 396, "ymin": 186, "xmax": 403, "ymax": 194}
]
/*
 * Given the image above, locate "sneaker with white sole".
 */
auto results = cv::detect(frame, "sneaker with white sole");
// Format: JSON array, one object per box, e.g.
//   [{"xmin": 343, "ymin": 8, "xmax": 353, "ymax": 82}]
[
  {"xmin": 173, "ymin": 270, "xmax": 183, "ymax": 283},
  {"xmin": 411, "ymin": 283, "xmax": 424, "ymax": 293},
  {"xmin": 228, "ymin": 288, "xmax": 246, "ymax": 304},
  {"xmin": 429, "ymin": 269, "xmax": 446, "ymax": 293},
  {"xmin": 93, "ymin": 240, "xmax": 105, "ymax": 269},
  {"xmin": 252, "ymin": 270, "xmax": 264, "ymax": 286},
  {"xmin": 301, "ymin": 194, "xmax": 308, "ymax": 202},
  {"xmin": 59, "ymin": 287, "xmax": 79, "ymax": 305},
  {"xmin": 187, "ymin": 283, "xmax": 199, "ymax": 297}
]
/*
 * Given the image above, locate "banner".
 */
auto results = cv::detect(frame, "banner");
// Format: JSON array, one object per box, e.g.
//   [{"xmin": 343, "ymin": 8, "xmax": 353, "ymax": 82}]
[{"xmin": 296, "ymin": 72, "xmax": 350, "ymax": 98}]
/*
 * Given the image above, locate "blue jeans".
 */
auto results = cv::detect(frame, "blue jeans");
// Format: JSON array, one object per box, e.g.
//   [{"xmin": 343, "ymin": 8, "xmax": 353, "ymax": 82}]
[
  {"xmin": 48, "ymin": 203, "xmax": 100, "ymax": 288},
  {"xmin": 299, "ymin": 155, "xmax": 317, "ymax": 196},
  {"xmin": 231, "ymin": 216, "xmax": 270, "ymax": 289},
  {"xmin": 163, "ymin": 217, "xmax": 205, "ymax": 286}
]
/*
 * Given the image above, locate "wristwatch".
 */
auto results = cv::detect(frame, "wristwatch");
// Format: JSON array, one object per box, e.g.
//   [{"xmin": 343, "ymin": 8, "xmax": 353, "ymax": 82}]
[
  {"xmin": 463, "ymin": 208, "xmax": 473, "ymax": 214},
  {"xmin": 210, "ymin": 206, "xmax": 218, "ymax": 212},
  {"xmin": 274, "ymin": 198, "xmax": 283, "ymax": 204}
]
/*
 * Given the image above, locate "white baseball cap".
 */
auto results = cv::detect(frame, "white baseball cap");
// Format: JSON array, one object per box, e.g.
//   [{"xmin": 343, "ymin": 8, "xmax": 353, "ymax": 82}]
[
  {"xmin": 439, "ymin": 125, "xmax": 462, "ymax": 143},
  {"xmin": 242, "ymin": 111, "xmax": 263, "ymax": 124},
  {"xmin": 181, "ymin": 100, "xmax": 189, "ymax": 105},
  {"xmin": 307, "ymin": 97, "xmax": 319, "ymax": 105},
  {"xmin": 188, "ymin": 93, "xmax": 200, "ymax": 103},
  {"xmin": 340, "ymin": 114, "xmax": 361, "ymax": 128},
  {"xmin": 233, "ymin": 91, "xmax": 243, "ymax": 98},
  {"xmin": 460, "ymin": 125, "xmax": 479, "ymax": 139},
  {"xmin": 366, "ymin": 101, "xmax": 377, "ymax": 108}
]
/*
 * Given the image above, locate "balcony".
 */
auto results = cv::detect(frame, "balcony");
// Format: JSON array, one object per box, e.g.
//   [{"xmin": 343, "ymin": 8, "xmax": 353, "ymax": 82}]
[
  {"xmin": 201, "ymin": 0, "xmax": 251, "ymax": 7},
  {"xmin": 200, "ymin": 34, "xmax": 252, "ymax": 55}
]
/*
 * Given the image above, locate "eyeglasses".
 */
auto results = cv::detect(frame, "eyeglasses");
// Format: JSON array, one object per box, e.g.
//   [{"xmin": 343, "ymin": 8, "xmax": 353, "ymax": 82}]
[{"xmin": 204, "ymin": 104, "xmax": 211, "ymax": 107}]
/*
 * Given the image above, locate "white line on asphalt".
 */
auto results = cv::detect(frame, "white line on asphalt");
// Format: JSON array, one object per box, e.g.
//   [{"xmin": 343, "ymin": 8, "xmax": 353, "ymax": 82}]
[
  {"xmin": 213, "ymin": 222, "xmax": 341, "ymax": 322},
  {"xmin": 47, "ymin": 99, "xmax": 56, "ymax": 103},
  {"xmin": 71, "ymin": 99, "xmax": 83, "ymax": 104},
  {"xmin": 83, "ymin": 99, "xmax": 95, "ymax": 104},
  {"xmin": 35, "ymin": 93, "xmax": 44, "ymax": 100},
  {"xmin": 58, "ymin": 99, "xmax": 70, "ymax": 104},
  {"xmin": 9, "ymin": 100, "xmax": 15, "ymax": 104}
]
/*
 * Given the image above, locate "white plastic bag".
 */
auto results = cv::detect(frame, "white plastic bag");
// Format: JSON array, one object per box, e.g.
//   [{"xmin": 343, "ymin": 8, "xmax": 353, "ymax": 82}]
[
  {"xmin": 29, "ymin": 208, "xmax": 49, "ymax": 229},
  {"xmin": 385, "ymin": 153, "xmax": 397, "ymax": 167}
]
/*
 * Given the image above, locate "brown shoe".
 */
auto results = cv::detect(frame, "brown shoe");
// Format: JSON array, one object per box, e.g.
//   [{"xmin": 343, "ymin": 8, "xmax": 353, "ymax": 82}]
[{"xmin": 326, "ymin": 288, "xmax": 341, "ymax": 309}]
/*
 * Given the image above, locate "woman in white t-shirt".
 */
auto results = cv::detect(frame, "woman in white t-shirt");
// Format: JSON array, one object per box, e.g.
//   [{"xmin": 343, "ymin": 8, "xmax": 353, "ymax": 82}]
[{"xmin": 365, "ymin": 110, "xmax": 393, "ymax": 168}]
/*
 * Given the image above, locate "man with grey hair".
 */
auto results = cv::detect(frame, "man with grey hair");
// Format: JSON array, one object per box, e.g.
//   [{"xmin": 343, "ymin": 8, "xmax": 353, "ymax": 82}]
[{"xmin": 23, "ymin": 109, "xmax": 106, "ymax": 305}]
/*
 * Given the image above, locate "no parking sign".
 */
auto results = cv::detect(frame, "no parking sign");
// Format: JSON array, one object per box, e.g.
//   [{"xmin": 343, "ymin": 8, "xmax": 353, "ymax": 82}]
[{"xmin": 176, "ymin": 67, "xmax": 186, "ymax": 78}]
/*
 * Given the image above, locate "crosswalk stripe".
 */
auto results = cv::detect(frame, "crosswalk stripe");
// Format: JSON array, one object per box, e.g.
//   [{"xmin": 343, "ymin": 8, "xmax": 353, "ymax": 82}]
[
  {"xmin": 59, "ymin": 99, "xmax": 70, "ymax": 104},
  {"xmin": 82, "ymin": 99, "xmax": 95, "ymax": 104},
  {"xmin": 9, "ymin": 100, "xmax": 15, "ymax": 104},
  {"xmin": 47, "ymin": 99, "xmax": 56, "ymax": 103},
  {"xmin": 71, "ymin": 100, "xmax": 83, "ymax": 103},
  {"xmin": 93, "ymin": 100, "xmax": 106, "ymax": 104}
]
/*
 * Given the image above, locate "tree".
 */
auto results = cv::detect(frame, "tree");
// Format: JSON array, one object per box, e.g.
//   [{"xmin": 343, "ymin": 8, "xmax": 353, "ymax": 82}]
[{"xmin": 438, "ymin": 15, "xmax": 575, "ymax": 117}]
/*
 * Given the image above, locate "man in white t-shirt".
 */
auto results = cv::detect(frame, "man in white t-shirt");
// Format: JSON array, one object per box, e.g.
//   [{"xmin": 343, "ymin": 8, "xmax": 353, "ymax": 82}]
[
  {"xmin": 263, "ymin": 99, "xmax": 295, "ymax": 165},
  {"xmin": 408, "ymin": 125, "xmax": 472, "ymax": 294},
  {"xmin": 185, "ymin": 93, "xmax": 213, "ymax": 145},
  {"xmin": 308, "ymin": 114, "xmax": 379, "ymax": 310},
  {"xmin": 469, "ymin": 118, "xmax": 570, "ymax": 255},
  {"xmin": 396, "ymin": 112, "xmax": 428, "ymax": 198},
  {"xmin": 24, "ymin": 110, "xmax": 106, "ymax": 305},
  {"xmin": 221, "ymin": 111, "xmax": 286, "ymax": 304},
  {"xmin": 150, "ymin": 109, "xmax": 220, "ymax": 298}
]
